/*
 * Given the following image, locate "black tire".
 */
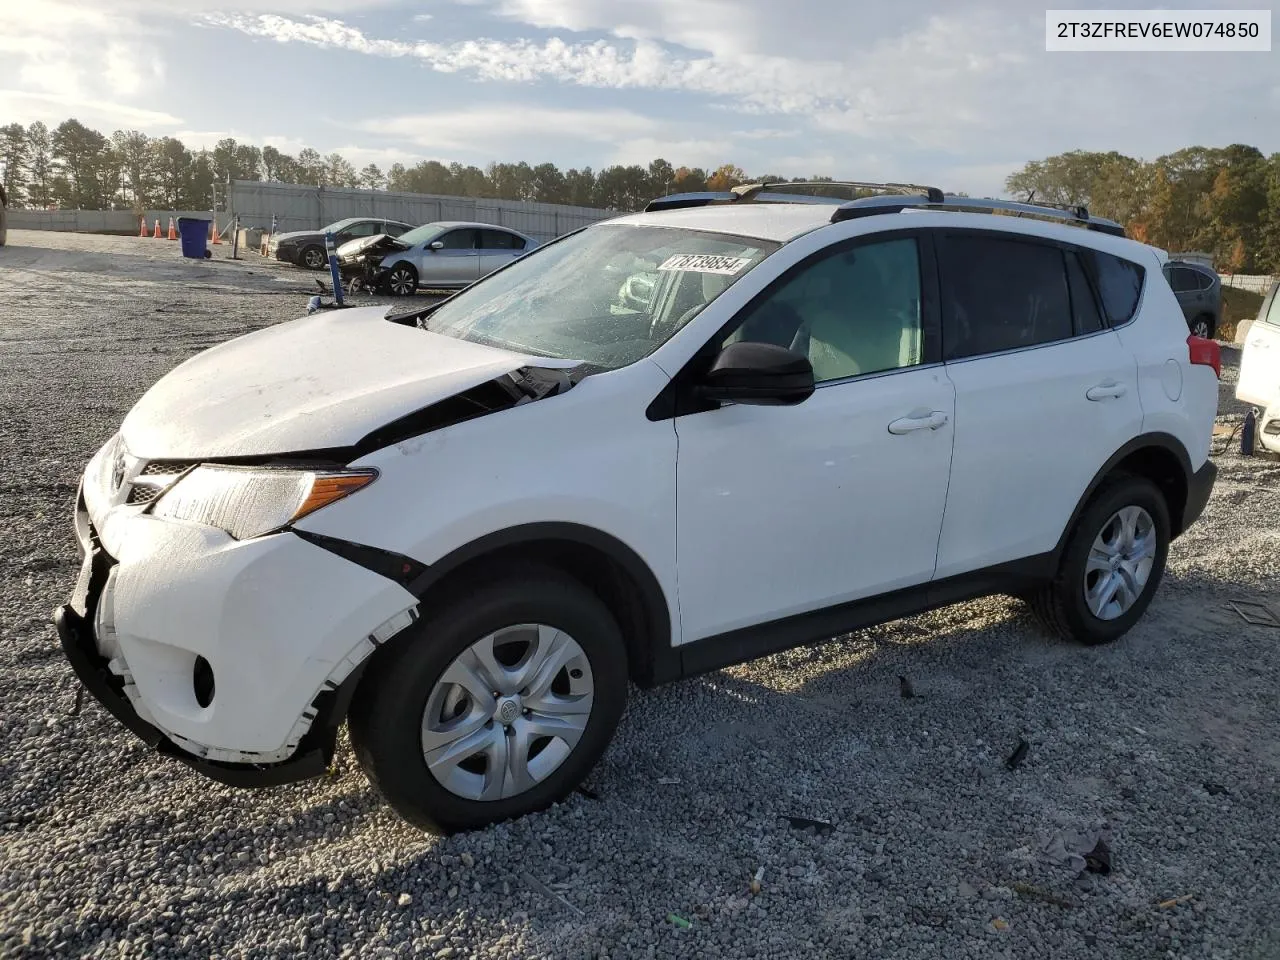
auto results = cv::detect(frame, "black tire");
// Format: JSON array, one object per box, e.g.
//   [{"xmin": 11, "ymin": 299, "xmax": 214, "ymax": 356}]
[
  {"xmin": 383, "ymin": 262, "xmax": 418, "ymax": 296},
  {"xmin": 348, "ymin": 566, "xmax": 628, "ymax": 834},
  {"xmin": 299, "ymin": 245, "xmax": 327, "ymax": 270},
  {"xmin": 1190, "ymin": 315, "xmax": 1214, "ymax": 340},
  {"xmin": 1029, "ymin": 472, "xmax": 1171, "ymax": 646}
]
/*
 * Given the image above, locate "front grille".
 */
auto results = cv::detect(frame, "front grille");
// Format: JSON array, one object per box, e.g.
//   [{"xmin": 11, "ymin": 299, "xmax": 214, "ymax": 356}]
[
  {"xmin": 126, "ymin": 484, "xmax": 162, "ymax": 505},
  {"xmin": 139, "ymin": 460, "xmax": 191, "ymax": 476}
]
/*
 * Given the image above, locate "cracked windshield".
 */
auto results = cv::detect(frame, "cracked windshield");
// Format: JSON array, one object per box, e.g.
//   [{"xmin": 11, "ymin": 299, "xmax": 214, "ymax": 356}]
[{"xmin": 421, "ymin": 224, "xmax": 778, "ymax": 369}]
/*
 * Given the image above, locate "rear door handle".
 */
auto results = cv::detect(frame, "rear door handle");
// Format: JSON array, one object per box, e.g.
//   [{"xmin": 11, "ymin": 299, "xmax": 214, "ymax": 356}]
[
  {"xmin": 1086, "ymin": 381, "xmax": 1128, "ymax": 401},
  {"xmin": 888, "ymin": 411, "xmax": 949, "ymax": 435}
]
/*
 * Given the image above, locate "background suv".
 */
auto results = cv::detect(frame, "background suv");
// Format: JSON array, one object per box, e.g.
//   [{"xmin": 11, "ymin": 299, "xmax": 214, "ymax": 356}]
[
  {"xmin": 1163, "ymin": 259, "xmax": 1221, "ymax": 340},
  {"xmin": 56, "ymin": 185, "xmax": 1219, "ymax": 834}
]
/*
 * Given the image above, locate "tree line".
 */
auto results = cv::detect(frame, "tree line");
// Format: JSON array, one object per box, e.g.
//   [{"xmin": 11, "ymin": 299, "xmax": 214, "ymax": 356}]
[
  {"xmin": 0, "ymin": 118, "xmax": 818, "ymax": 215},
  {"xmin": 1006, "ymin": 145, "xmax": 1280, "ymax": 274},
  {"xmin": 3, "ymin": 120, "xmax": 1275, "ymax": 272}
]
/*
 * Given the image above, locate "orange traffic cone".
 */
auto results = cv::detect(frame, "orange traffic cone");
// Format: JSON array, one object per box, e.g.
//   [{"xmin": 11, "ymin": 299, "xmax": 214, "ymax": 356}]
[
  {"xmin": 152, "ymin": 218, "xmax": 162, "ymax": 238},
  {"xmin": 210, "ymin": 218, "xmax": 222, "ymax": 245},
  {"xmin": 167, "ymin": 217, "xmax": 178, "ymax": 240},
  {"xmin": 138, "ymin": 216, "xmax": 147, "ymax": 237}
]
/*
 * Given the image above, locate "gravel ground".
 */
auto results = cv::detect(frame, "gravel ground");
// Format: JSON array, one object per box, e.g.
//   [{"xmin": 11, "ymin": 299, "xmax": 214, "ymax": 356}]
[{"xmin": 2, "ymin": 229, "xmax": 1279, "ymax": 960}]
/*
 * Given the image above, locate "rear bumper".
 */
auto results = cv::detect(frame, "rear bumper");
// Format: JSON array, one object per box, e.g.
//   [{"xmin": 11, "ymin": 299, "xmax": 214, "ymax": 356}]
[{"xmin": 1180, "ymin": 458, "xmax": 1217, "ymax": 534}]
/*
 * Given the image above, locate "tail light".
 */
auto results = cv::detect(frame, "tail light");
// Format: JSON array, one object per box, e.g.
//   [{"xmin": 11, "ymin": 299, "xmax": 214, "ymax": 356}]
[{"xmin": 1187, "ymin": 334, "xmax": 1220, "ymax": 379}]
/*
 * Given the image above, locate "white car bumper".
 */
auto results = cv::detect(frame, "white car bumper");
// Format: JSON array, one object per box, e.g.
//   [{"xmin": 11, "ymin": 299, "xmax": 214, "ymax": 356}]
[{"xmin": 56, "ymin": 438, "xmax": 418, "ymax": 783}]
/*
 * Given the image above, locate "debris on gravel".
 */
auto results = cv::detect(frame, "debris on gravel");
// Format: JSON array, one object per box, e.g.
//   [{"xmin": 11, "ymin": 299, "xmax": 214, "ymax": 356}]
[{"xmin": 2, "ymin": 230, "xmax": 1279, "ymax": 958}]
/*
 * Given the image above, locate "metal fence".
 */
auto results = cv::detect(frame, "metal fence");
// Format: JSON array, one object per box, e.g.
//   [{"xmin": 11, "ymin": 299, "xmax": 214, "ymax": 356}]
[
  {"xmin": 1221, "ymin": 274, "xmax": 1276, "ymax": 296},
  {"xmin": 5, "ymin": 209, "xmax": 210, "ymax": 234},
  {"xmin": 228, "ymin": 181, "xmax": 618, "ymax": 243}
]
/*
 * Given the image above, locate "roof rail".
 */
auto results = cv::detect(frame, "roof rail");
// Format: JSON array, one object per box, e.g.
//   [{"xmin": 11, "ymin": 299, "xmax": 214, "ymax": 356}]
[
  {"xmin": 642, "ymin": 179, "xmax": 945, "ymax": 213},
  {"xmin": 829, "ymin": 194, "xmax": 1126, "ymax": 237},
  {"xmin": 756, "ymin": 181, "xmax": 946, "ymax": 203}
]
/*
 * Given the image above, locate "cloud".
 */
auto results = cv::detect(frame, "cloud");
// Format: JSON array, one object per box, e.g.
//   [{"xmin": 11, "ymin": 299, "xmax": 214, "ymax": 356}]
[
  {"xmin": 0, "ymin": 89, "xmax": 182, "ymax": 128},
  {"xmin": 203, "ymin": 14, "xmax": 854, "ymax": 114},
  {"xmin": 204, "ymin": 6, "xmax": 1278, "ymax": 175},
  {"xmin": 359, "ymin": 104, "xmax": 661, "ymax": 153}
]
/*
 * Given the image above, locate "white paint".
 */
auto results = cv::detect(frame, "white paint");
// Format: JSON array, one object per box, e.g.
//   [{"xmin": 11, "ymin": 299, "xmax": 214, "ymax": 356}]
[
  {"xmin": 119, "ymin": 306, "xmax": 568, "ymax": 459},
  {"xmin": 75, "ymin": 202, "xmax": 1220, "ymax": 771}
]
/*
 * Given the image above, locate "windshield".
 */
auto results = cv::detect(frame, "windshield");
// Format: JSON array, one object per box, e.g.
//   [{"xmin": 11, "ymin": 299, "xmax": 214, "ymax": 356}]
[
  {"xmin": 322, "ymin": 217, "xmax": 362, "ymax": 233},
  {"xmin": 419, "ymin": 224, "xmax": 779, "ymax": 370},
  {"xmin": 396, "ymin": 223, "xmax": 448, "ymax": 247}
]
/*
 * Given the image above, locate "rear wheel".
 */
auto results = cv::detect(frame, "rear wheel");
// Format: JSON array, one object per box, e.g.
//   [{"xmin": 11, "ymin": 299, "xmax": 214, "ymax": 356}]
[
  {"xmin": 384, "ymin": 263, "xmax": 418, "ymax": 296},
  {"xmin": 348, "ymin": 567, "xmax": 628, "ymax": 834},
  {"xmin": 1190, "ymin": 315, "xmax": 1214, "ymax": 340},
  {"xmin": 1029, "ymin": 473, "xmax": 1170, "ymax": 645}
]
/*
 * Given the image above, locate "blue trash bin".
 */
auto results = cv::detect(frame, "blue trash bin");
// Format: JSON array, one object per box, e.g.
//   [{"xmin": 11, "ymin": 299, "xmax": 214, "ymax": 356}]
[{"xmin": 177, "ymin": 217, "xmax": 211, "ymax": 259}]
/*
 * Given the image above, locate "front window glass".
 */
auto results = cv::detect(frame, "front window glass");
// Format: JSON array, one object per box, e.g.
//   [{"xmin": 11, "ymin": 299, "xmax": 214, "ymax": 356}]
[
  {"xmin": 419, "ymin": 224, "xmax": 778, "ymax": 370},
  {"xmin": 721, "ymin": 238, "xmax": 922, "ymax": 383}
]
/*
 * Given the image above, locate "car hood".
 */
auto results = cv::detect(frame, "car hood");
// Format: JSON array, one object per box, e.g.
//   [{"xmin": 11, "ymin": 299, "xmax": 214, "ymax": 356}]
[
  {"xmin": 338, "ymin": 233, "xmax": 407, "ymax": 260},
  {"xmin": 120, "ymin": 305, "xmax": 579, "ymax": 460},
  {"xmin": 269, "ymin": 229, "xmax": 320, "ymax": 245}
]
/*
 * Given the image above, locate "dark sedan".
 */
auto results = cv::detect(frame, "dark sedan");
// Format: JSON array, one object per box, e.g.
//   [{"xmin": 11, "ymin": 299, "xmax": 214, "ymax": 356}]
[
  {"xmin": 267, "ymin": 217, "xmax": 414, "ymax": 270},
  {"xmin": 1162, "ymin": 260, "xmax": 1222, "ymax": 340}
]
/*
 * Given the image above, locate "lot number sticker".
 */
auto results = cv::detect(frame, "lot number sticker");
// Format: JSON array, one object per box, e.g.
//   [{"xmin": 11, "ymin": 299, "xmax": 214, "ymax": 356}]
[{"xmin": 658, "ymin": 254, "xmax": 752, "ymax": 275}]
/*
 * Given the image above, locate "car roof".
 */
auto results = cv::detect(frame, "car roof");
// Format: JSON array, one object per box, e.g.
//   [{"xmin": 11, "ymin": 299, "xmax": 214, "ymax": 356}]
[
  {"xmin": 1168, "ymin": 260, "xmax": 1218, "ymax": 275},
  {"xmin": 429, "ymin": 221, "xmax": 529, "ymax": 234},
  {"xmin": 609, "ymin": 204, "xmax": 834, "ymax": 242},
  {"xmin": 606, "ymin": 201, "xmax": 1159, "ymax": 262}
]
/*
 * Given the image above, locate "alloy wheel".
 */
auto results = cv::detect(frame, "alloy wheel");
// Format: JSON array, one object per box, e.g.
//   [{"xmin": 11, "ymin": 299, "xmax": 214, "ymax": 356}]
[
  {"xmin": 389, "ymin": 269, "xmax": 415, "ymax": 295},
  {"xmin": 1191, "ymin": 318, "xmax": 1211, "ymax": 339},
  {"xmin": 421, "ymin": 624, "xmax": 594, "ymax": 801},
  {"xmin": 302, "ymin": 248, "xmax": 325, "ymax": 269},
  {"xmin": 1083, "ymin": 505, "xmax": 1157, "ymax": 620}
]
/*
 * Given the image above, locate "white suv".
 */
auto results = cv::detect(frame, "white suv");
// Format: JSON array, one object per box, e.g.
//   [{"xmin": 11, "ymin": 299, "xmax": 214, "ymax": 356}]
[{"xmin": 56, "ymin": 184, "xmax": 1220, "ymax": 833}]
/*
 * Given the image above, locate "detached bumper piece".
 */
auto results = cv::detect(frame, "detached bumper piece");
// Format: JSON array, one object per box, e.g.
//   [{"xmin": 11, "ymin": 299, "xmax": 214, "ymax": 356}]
[{"xmin": 54, "ymin": 501, "xmax": 335, "ymax": 789}]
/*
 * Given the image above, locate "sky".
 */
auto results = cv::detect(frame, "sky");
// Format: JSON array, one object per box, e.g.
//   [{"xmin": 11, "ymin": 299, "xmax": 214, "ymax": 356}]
[{"xmin": 1, "ymin": 0, "xmax": 1276, "ymax": 199}]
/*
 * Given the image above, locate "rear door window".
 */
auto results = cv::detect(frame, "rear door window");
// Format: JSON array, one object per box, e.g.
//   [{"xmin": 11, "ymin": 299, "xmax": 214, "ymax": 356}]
[
  {"xmin": 938, "ymin": 233, "xmax": 1074, "ymax": 360},
  {"xmin": 479, "ymin": 230, "xmax": 521, "ymax": 250}
]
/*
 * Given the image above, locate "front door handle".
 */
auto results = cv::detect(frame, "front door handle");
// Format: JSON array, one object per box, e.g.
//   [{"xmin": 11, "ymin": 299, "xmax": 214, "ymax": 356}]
[
  {"xmin": 1086, "ymin": 381, "xmax": 1128, "ymax": 401},
  {"xmin": 888, "ymin": 411, "xmax": 949, "ymax": 435}
]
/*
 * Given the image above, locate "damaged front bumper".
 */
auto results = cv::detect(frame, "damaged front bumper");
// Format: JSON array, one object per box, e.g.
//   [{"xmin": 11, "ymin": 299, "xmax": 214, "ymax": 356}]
[
  {"xmin": 54, "ymin": 477, "xmax": 418, "ymax": 788},
  {"xmin": 54, "ymin": 489, "xmax": 334, "ymax": 786}
]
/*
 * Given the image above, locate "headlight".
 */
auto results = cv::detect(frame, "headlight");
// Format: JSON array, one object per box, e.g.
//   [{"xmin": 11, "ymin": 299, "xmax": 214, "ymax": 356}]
[{"xmin": 152, "ymin": 465, "xmax": 376, "ymax": 540}]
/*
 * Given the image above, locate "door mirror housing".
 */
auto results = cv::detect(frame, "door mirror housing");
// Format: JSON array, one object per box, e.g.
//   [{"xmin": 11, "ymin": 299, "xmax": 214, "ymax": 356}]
[
  {"xmin": 428, "ymin": 240, "xmax": 444, "ymax": 251},
  {"xmin": 697, "ymin": 341, "xmax": 815, "ymax": 406}
]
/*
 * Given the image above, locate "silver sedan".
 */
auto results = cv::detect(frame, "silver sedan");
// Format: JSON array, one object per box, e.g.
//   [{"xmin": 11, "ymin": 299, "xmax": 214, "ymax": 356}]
[{"xmin": 352, "ymin": 222, "xmax": 539, "ymax": 295}]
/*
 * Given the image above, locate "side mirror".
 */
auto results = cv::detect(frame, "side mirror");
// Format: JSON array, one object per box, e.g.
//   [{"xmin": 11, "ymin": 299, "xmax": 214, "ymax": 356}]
[
  {"xmin": 696, "ymin": 341, "xmax": 815, "ymax": 406},
  {"xmin": 428, "ymin": 240, "xmax": 444, "ymax": 251}
]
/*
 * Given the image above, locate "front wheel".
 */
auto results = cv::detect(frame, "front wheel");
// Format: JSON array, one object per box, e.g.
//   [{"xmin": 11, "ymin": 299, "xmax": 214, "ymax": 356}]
[
  {"xmin": 348, "ymin": 567, "xmax": 628, "ymax": 834},
  {"xmin": 1029, "ymin": 473, "xmax": 1170, "ymax": 645},
  {"xmin": 383, "ymin": 263, "xmax": 417, "ymax": 296},
  {"xmin": 299, "ymin": 245, "xmax": 327, "ymax": 270}
]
